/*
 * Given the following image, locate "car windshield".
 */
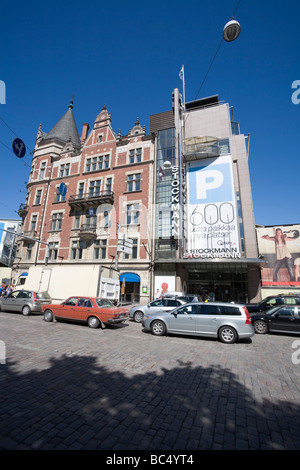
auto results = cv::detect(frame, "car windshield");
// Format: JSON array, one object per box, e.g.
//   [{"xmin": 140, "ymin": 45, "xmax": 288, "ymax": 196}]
[{"xmin": 95, "ymin": 298, "xmax": 114, "ymax": 308}]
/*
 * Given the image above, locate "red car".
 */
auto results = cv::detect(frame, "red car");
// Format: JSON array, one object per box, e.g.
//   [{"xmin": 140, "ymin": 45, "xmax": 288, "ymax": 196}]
[{"xmin": 42, "ymin": 296, "xmax": 129, "ymax": 328}]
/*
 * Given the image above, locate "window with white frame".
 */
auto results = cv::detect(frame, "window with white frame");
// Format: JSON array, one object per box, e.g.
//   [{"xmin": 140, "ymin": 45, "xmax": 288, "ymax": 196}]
[
  {"xmin": 34, "ymin": 189, "xmax": 42, "ymax": 205},
  {"xmin": 59, "ymin": 163, "xmax": 70, "ymax": 177},
  {"xmin": 124, "ymin": 238, "xmax": 138, "ymax": 259},
  {"xmin": 71, "ymin": 240, "xmax": 84, "ymax": 260},
  {"xmin": 55, "ymin": 186, "xmax": 66, "ymax": 202},
  {"xmin": 26, "ymin": 243, "xmax": 34, "ymax": 260},
  {"xmin": 93, "ymin": 239, "xmax": 107, "ymax": 259},
  {"xmin": 74, "ymin": 210, "xmax": 82, "ymax": 229},
  {"xmin": 86, "ymin": 154, "xmax": 110, "ymax": 172},
  {"xmin": 51, "ymin": 212, "xmax": 63, "ymax": 231},
  {"xmin": 39, "ymin": 162, "xmax": 46, "ymax": 180},
  {"xmin": 127, "ymin": 173, "xmax": 141, "ymax": 192},
  {"xmin": 105, "ymin": 177, "xmax": 112, "ymax": 194},
  {"xmin": 78, "ymin": 182, "xmax": 85, "ymax": 198},
  {"xmin": 129, "ymin": 148, "xmax": 142, "ymax": 164},
  {"xmin": 49, "ymin": 241, "xmax": 59, "ymax": 260},
  {"xmin": 85, "ymin": 208, "xmax": 97, "ymax": 228},
  {"xmin": 88, "ymin": 180, "xmax": 101, "ymax": 197},
  {"xmin": 30, "ymin": 214, "xmax": 37, "ymax": 231},
  {"xmin": 126, "ymin": 203, "xmax": 139, "ymax": 225}
]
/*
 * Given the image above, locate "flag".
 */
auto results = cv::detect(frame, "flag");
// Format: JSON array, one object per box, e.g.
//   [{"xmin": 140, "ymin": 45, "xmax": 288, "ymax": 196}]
[
  {"xmin": 159, "ymin": 166, "xmax": 165, "ymax": 178},
  {"xmin": 179, "ymin": 65, "xmax": 186, "ymax": 110},
  {"xmin": 179, "ymin": 65, "xmax": 184, "ymax": 80}
]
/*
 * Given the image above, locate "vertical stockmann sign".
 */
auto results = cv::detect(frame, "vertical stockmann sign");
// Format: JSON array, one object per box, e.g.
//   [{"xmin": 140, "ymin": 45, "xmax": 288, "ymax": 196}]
[
  {"xmin": 185, "ymin": 155, "xmax": 240, "ymax": 259},
  {"xmin": 171, "ymin": 166, "xmax": 180, "ymax": 239}
]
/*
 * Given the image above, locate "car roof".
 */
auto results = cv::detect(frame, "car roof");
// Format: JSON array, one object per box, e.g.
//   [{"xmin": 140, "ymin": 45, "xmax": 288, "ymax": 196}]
[{"xmin": 179, "ymin": 301, "xmax": 245, "ymax": 307}]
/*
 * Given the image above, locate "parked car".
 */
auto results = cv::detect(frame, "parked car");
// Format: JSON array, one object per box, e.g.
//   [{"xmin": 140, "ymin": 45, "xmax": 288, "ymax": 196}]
[
  {"xmin": 129, "ymin": 298, "xmax": 186, "ymax": 323},
  {"xmin": 42, "ymin": 296, "xmax": 129, "ymax": 328},
  {"xmin": 246, "ymin": 294, "xmax": 300, "ymax": 313},
  {"xmin": 251, "ymin": 305, "xmax": 300, "ymax": 335},
  {"xmin": 0, "ymin": 289, "xmax": 52, "ymax": 316},
  {"xmin": 142, "ymin": 302, "xmax": 254, "ymax": 344}
]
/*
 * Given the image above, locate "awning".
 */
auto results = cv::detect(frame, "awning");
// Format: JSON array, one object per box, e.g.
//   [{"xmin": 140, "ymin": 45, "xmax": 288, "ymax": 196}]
[
  {"xmin": 119, "ymin": 273, "xmax": 140, "ymax": 283},
  {"xmin": 20, "ymin": 272, "xmax": 28, "ymax": 277}
]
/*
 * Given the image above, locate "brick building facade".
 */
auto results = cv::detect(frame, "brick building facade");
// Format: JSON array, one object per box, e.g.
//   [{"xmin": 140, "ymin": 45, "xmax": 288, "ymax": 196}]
[{"xmin": 14, "ymin": 101, "xmax": 154, "ymax": 303}]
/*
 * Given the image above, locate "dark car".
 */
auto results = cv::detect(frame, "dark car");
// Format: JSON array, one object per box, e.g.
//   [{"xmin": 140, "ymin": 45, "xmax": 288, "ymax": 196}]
[
  {"xmin": 251, "ymin": 305, "xmax": 300, "ymax": 335},
  {"xmin": 246, "ymin": 294, "xmax": 300, "ymax": 313}
]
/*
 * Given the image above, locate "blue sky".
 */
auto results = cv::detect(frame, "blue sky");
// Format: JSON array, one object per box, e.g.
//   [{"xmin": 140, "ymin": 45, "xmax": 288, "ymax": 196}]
[{"xmin": 0, "ymin": 0, "xmax": 299, "ymax": 226}]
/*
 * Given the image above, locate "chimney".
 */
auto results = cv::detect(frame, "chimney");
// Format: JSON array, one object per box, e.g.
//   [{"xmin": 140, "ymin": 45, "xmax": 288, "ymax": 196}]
[{"xmin": 81, "ymin": 123, "xmax": 89, "ymax": 142}]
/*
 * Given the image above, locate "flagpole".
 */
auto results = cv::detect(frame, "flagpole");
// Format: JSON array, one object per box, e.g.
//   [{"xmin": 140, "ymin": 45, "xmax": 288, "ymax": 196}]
[{"xmin": 180, "ymin": 65, "xmax": 186, "ymax": 111}]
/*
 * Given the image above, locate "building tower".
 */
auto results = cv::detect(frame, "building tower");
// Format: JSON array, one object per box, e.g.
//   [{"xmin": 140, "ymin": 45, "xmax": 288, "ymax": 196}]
[{"xmin": 150, "ymin": 89, "xmax": 263, "ymax": 302}]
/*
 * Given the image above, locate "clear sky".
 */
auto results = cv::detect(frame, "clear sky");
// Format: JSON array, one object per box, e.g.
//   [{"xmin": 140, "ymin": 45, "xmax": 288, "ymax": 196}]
[{"xmin": 0, "ymin": 0, "xmax": 299, "ymax": 227}]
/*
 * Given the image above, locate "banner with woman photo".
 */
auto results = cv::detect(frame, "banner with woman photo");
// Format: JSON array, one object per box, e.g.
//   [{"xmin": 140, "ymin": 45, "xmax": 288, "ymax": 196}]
[{"xmin": 257, "ymin": 224, "xmax": 300, "ymax": 286}]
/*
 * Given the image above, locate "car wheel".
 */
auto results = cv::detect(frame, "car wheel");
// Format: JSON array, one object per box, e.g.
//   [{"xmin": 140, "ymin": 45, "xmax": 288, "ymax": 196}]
[
  {"xmin": 151, "ymin": 320, "xmax": 166, "ymax": 336},
  {"xmin": 133, "ymin": 310, "xmax": 144, "ymax": 323},
  {"xmin": 22, "ymin": 305, "xmax": 31, "ymax": 316},
  {"xmin": 87, "ymin": 316, "xmax": 100, "ymax": 329},
  {"xmin": 218, "ymin": 326, "xmax": 237, "ymax": 344},
  {"xmin": 44, "ymin": 309, "xmax": 54, "ymax": 322},
  {"xmin": 253, "ymin": 320, "xmax": 268, "ymax": 334}
]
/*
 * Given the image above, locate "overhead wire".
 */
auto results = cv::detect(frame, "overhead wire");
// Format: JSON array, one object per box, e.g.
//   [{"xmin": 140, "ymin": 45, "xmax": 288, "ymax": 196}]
[
  {"xmin": 190, "ymin": 0, "xmax": 242, "ymax": 103},
  {"xmin": 0, "ymin": 113, "xmax": 83, "ymax": 218}
]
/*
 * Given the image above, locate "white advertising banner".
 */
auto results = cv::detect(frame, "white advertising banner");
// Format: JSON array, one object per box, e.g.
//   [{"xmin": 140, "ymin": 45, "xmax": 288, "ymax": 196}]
[{"xmin": 185, "ymin": 155, "xmax": 240, "ymax": 259}]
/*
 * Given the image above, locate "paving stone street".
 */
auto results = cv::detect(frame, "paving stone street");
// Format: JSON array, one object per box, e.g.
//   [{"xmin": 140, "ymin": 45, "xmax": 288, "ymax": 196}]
[{"xmin": 0, "ymin": 310, "xmax": 300, "ymax": 451}]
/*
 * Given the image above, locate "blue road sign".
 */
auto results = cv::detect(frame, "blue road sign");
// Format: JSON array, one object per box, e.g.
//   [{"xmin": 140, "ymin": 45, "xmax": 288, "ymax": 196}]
[
  {"xmin": 12, "ymin": 138, "xmax": 26, "ymax": 158},
  {"xmin": 59, "ymin": 182, "xmax": 67, "ymax": 197}
]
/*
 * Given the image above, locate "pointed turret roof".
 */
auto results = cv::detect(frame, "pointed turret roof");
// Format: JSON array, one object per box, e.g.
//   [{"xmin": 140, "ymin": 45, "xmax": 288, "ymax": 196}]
[{"xmin": 41, "ymin": 99, "xmax": 81, "ymax": 148}]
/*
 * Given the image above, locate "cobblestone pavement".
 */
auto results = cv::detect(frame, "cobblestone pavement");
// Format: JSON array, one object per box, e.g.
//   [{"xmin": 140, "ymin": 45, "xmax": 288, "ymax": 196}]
[{"xmin": 0, "ymin": 310, "xmax": 300, "ymax": 451}]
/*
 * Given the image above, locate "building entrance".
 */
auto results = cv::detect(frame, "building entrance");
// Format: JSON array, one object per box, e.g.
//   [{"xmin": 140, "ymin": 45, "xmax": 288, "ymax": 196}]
[
  {"xmin": 187, "ymin": 263, "xmax": 248, "ymax": 303},
  {"xmin": 119, "ymin": 272, "xmax": 140, "ymax": 304}
]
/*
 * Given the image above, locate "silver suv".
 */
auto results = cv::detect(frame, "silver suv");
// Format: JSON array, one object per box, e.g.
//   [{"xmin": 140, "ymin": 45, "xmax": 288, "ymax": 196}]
[
  {"xmin": 0, "ymin": 289, "xmax": 52, "ymax": 316},
  {"xmin": 142, "ymin": 302, "xmax": 254, "ymax": 344}
]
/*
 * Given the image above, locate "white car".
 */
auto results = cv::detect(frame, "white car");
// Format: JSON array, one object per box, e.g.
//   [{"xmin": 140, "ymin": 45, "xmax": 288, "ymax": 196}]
[{"xmin": 129, "ymin": 298, "xmax": 186, "ymax": 323}]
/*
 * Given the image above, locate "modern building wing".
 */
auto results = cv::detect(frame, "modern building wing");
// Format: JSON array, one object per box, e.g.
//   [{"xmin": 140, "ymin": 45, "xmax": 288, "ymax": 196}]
[{"xmin": 150, "ymin": 90, "xmax": 263, "ymax": 303}]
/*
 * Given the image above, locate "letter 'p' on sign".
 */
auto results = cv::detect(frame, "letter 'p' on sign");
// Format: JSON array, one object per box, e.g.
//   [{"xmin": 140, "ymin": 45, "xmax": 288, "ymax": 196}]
[{"xmin": 196, "ymin": 170, "xmax": 224, "ymax": 199}]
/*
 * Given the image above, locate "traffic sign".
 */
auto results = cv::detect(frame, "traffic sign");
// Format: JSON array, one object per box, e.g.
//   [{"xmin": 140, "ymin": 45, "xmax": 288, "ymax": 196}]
[
  {"xmin": 59, "ymin": 182, "xmax": 67, "ymax": 197},
  {"xmin": 118, "ymin": 233, "xmax": 133, "ymax": 246},
  {"xmin": 12, "ymin": 138, "xmax": 26, "ymax": 158},
  {"xmin": 117, "ymin": 232, "xmax": 133, "ymax": 255},
  {"xmin": 117, "ymin": 245, "xmax": 133, "ymax": 255}
]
